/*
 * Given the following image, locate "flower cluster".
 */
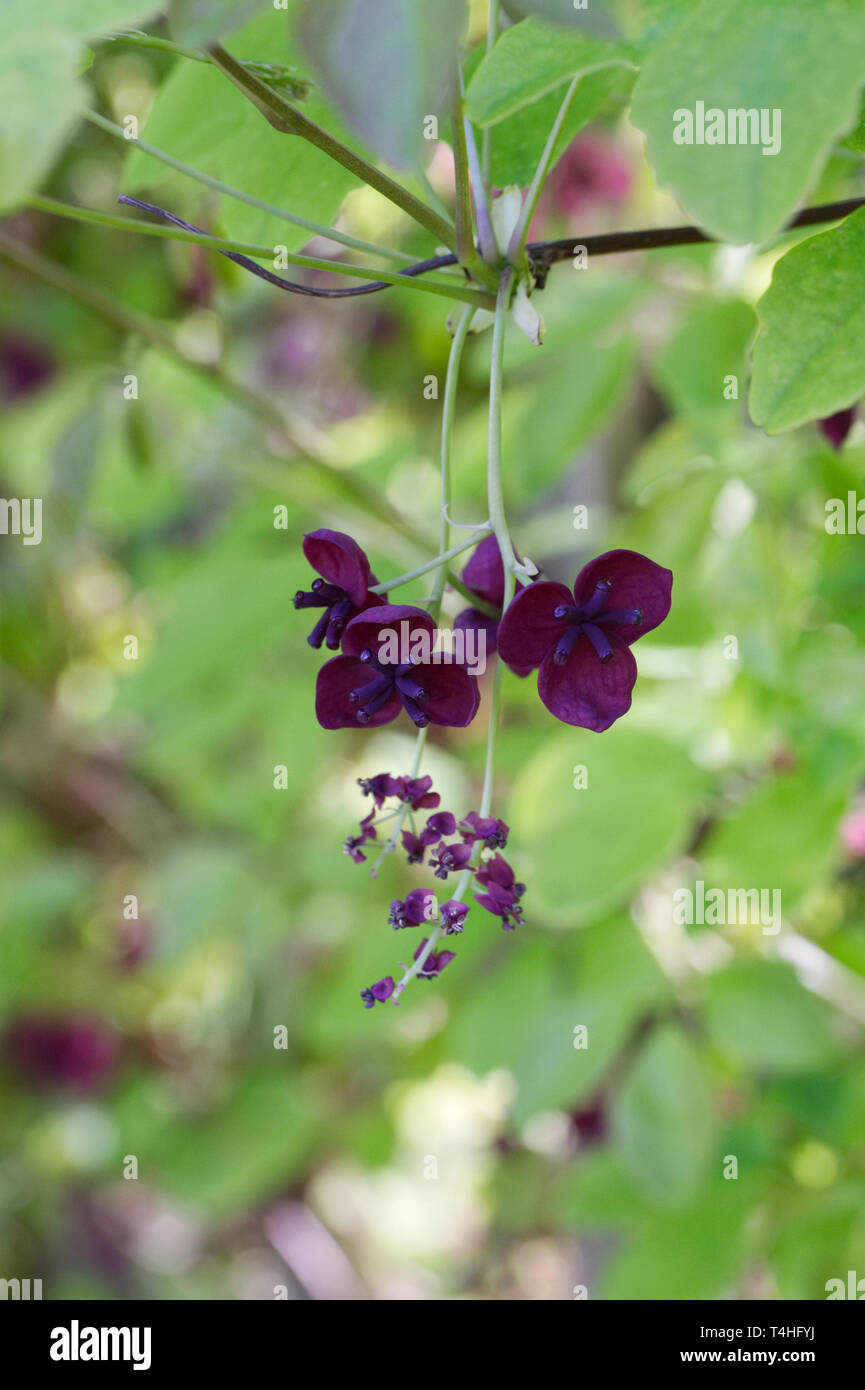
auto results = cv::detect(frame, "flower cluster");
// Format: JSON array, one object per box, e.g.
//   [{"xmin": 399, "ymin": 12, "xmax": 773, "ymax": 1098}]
[
  {"xmin": 297, "ymin": 529, "xmax": 672, "ymax": 1008},
  {"xmin": 350, "ymin": 770, "xmax": 523, "ymax": 1008}
]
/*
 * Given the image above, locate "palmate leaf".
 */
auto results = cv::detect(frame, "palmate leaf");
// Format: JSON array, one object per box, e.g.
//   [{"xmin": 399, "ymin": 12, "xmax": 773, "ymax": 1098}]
[
  {"xmin": 0, "ymin": 1, "xmax": 154, "ymax": 213},
  {"xmin": 750, "ymin": 207, "xmax": 865, "ymax": 433},
  {"xmin": 630, "ymin": 0, "xmax": 865, "ymax": 245},
  {"xmin": 466, "ymin": 16, "xmax": 634, "ymax": 128},
  {"xmin": 124, "ymin": 11, "xmax": 356, "ymax": 250},
  {"xmin": 296, "ymin": 0, "xmax": 466, "ymax": 170}
]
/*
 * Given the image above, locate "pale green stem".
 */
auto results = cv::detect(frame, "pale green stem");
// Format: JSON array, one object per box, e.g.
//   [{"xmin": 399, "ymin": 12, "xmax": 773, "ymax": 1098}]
[
  {"xmin": 207, "ymin": 42, "xmax": 457, "ymax": 251},
  {"xmin": 368, "ymin": 727, "xmax": 428, "ymax": 879},
  {"xmin": 430, "ymin": 305, "xmax": 475, "ymax": 616},
  {"xmin": 392, "ymin": 276, "xmax": 514, "ymax": 1003},
  {"xmin": 26, "ymin": 195, "xmax": 490, "ymax": 307},
  {"xmin": 83, "ymin": 109, "xmax": 417, "ymax": 264},
  {"xmin": 481, "ymin": 1, "xmax": 499, "ymax": 187},
  {"xmin": 371, "ymin": 526, "xmax": 491, "ymax": 597},
  {"xmin": 508, "ymin": 74, "xmax": 582, "ymax": 263}
]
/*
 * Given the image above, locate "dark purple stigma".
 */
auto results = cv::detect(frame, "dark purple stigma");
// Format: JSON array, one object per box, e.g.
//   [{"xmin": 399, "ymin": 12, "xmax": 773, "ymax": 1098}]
[
  {"xmin": 294, "ymin": 577, "xmax": 355, "ymax": 650},
  {"xmin": 551, "ymin": 580, "xmax": 642, "ymax": 666},
  {"xmin": 348, "ymin": 649, "xmax": 429, "ymax": 727}
]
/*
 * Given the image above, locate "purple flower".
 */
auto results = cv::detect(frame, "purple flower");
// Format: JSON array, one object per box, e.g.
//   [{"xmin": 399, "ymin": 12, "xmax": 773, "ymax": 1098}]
[
  {"xmin": 294, "ymin": 529, "xmax": 385, "ymax": 650},
  {"xmin": 818, "ymin": 407, "xmax": 856, "ymax": 451},
  {"xmin": 459, "ymin": 811, "xmax": 509, "ymax": 850},
  {"xmin": 388, "ymin": 888, "xmax": 437, "ymax": 929},
  {"xmin": 440, "ymin": 900, "xmax": 469, "ymax": 934},
  {"xmin": 420, "ymin": 811, "xmax": 456, "ymax": 845},
  {"xmin": 3, "ymin": 1014, "xmax": 116, "ymax": 1092},
  {"xmin": 413, "ymin": 940, "xmax": 455, "ymax": 979},
  {"xmin": 429, "ymin": 840, "xmax": 474, "ymax": 879},
  {"xmin": 315, "ymin": 605, "xmax": 480, "ymax": 730},
  {"xmin": 357, "ymin": 772, "xmax": 402, "ymax": 807},
  {"xmin": 361, "ymin": 976, "xmax": 395, "ymax": 1009},
  {"xmin": 397, "ymin": 775, "xmax": 440, "ymax": 811},
  {"xmin": 454, "ymin": 534, "xmax": 505, "ymax": 656},
  {"xmin": 344, "ymin": 809, "xmax": 377, "ymax": 863},
  {"xmin": 497, "ymin": 549, "xmax": 672, "ymax": 732},
  {"xmin": 474, "ymin": 855, "xmax": 526, "ymax": 930}
]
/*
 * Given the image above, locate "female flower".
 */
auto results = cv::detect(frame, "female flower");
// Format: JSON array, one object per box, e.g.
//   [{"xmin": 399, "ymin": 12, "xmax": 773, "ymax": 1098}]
[
  {"xmin": 497, "ymin": 549, "xmax": 672, "ymax": 732},
  {"xmin": 294, "ymin": 529, "xmax": 385, "ymax": 650},
  {"xmin": 315, "ymin": 604, "xmax": 480, "ymax": 730}
]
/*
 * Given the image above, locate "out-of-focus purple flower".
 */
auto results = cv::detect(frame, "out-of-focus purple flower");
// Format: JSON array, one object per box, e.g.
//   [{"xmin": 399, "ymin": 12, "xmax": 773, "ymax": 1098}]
[
  {"xmin": 361, "ymin": 976, "xmax": 395, "ymax": 1009},
  {"xmin": 535, "ymin": 132, "xmax": 631, "ymax": 232},
  {"xmin": 315, "ymin": 605, "xmax": 480, "ymax": 730},
  {"xmin": 459, "ymin": 812, "xmax": 509, "ymax": 850},
  {"xmin": 388, "ymin": 888, "xmax": 437, "ymax": 929},
  {"xmin": 497, "ymin": 549, "xmax": 672, "ymax": 732},
  {"xmin": 474, "ymin": 855, "xmax": 526, "ymax": 930},
  {"xmin": 429, "ymin": 840, "xmax": 474, "ymax": 879},
  {"xmin": 440, "ymin": 900, "xmax": 469, "ymax": 934},
  {"xmin": 3, "ymin": 1013, "xmax": 116, "ymax": 1091},
  {"xmin": 344, "ymin": 809, "xmax": 377, "ymax": 863},
  {"xmin": 0, "ymin": 334, "xmax": 55, "ymax": 401},
  {"xmin": 571, "ymin": 1095, "xmax": 608, "ymax": 1147},
  {"xmin": 413, "ymin": 940, "xmax": 455, "ymax": 979},
  {"xmin": 818, "ymin": 407, "xmax": 857, "ymax": 451}
]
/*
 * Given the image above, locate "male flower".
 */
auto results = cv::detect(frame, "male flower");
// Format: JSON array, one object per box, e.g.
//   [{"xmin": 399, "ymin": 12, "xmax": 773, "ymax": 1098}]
[
  {"xmin": 315, "ymin": 605, "xmax": 480, "ymax": 730},
  {"xmin": 497, "ymin": 549, "xmax": 672, "ymax": 732},
  {"xmin": 360, "ymin": 977, "xmax": 395, "ymax": 1009},
  {"xmin": 388, "ymin": 889, "xmax": 437, "ymax": 930},
  {"xmin": 474, "ymin": 855, "xmax": 526, "ymax": 930},
  {"xmin": 294, "ymin": 529, "xmax": 384, "ymax": 650},
  {"xmin": 413, "ymin": 940, "xmax": 455, "ymax": 979}
]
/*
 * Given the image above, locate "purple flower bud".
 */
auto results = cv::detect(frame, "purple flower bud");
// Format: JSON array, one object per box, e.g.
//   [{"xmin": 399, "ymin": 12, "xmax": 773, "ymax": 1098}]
[
  {"xmin": 420, "ymin": 811, "xmax": 456, "ymax": 845},
  {"xmin": 344, "ymin": 809, "xmax": 377, "ymax": 863},
  {"xmin": 413, "ymin": 940, "xmax": 455, "ymax": 979}
]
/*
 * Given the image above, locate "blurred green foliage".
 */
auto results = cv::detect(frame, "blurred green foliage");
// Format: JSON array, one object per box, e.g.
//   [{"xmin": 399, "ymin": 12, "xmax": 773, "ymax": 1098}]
[{"xmin": 1, "ymin": 0, "xmax": 865, "ymax": 1303}]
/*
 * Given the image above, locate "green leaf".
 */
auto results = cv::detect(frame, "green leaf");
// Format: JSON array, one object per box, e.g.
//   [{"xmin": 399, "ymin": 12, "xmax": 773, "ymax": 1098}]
[
  {"xmin": 125, "ymin": 12, "xmax": 356, "ymax": 249},
  {"xmin": 654, "ymin": 297, "xmax": 755, "ymax": 418},
  {"xmin": 702, "ymin": 961, "xmax": 837, "ymax": 1074},
  {"xmin": 630, "ymin": 0, "xmax": 865, "ymax": 245},
  {"xmin": 750, "ymin": 208, "xmax": 865, "ymax": 434},
  {"xmin": 613, "ymin": 1024, "xmax": 716, "ymax": 1206},
  {"xmin": 168, "ymin": 0, "xmax": 272, "ymax": 46},
  {"xmin": 508, "ymin": 724, "xmax": 706, "ymax": 923},
  {"xmin": 296, "ymin": 0, "xmax": 466, "ymax": 169},
  {"xmin": 465, "ymin": 16, "xmax": 634, "ymax": 128},
  {"xmin": 501, "ymin": 0, "xmax": 623, "ymax": 38},
  {"xmin": 490, "ymin": 65, "xmax": 631, "ymax": 187},
  {"xmin": 0, "ymin": 3, "xmax": 153, "ymax": 212}
]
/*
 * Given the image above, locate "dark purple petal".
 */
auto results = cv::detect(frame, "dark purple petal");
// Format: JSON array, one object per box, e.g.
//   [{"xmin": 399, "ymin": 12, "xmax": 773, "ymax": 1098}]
[
  {"xmin": 421, "ymin": 811, "xmax": 456, "ymax": 844},
  {"xmin": 341, "ymin": 603, "xmax": 435, "ymax": 659},
  {"xmin": 496, "ymin": 581, "xmax": 573, "ymax": 672},
  {"xmin": 818, "ymin": 407, "xmax": 856, "ymax": 451},
  {"xmin": 537, "ymin": 632, "xmax": 636, "ymax": 731},
  {"xmin": 454, "ymin": 605, "xmax": 500, "ymax": 656},
  {"xmin": 418, "ymin": 662, "xmax": 480, "ymax": 727},
  {"xmin": 441, "ymin": 900, "xmax": 469, "ymax": 934},
  {"xmin": 572, "ymin": 550, "xmax": 672, "ymax": 645},
  {"xmin": 302, "ymin": 529, "xmax": 372, "ymax": 608},
  {"xmin": 361, "ymin": 976, "xmax": 396, "ymax": 1008},
  {"xmin": 315, "ymin": 655, "xmax": 400, "ymax": 729},
  {"xmin": 461, "ymin": 534, "xmax": 506, "ymax": 607}
]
